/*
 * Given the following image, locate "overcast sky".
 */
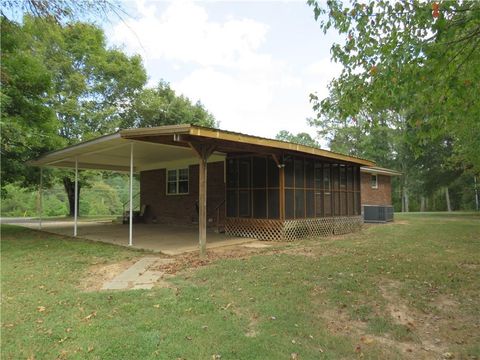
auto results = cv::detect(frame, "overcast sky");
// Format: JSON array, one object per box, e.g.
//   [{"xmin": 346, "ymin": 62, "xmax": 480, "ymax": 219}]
[{"xmin": 105, "ymin": 0, "xmax": 342, "ymax": 141}]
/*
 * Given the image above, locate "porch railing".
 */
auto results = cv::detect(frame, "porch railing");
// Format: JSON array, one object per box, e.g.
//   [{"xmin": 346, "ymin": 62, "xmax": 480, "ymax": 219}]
[{"xmin": 122, "ymin": 192, "xmax": 140, "ymax": 220}]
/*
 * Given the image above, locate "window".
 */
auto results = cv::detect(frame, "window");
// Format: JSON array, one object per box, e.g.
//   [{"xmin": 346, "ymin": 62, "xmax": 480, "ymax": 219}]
[
  {"xmin": 166, "ymin": 168, "xmax": 189, "ymax": 195},
  {"xmin": 371, "ymin": 174, "xmax": 378, "ymax": 189}
]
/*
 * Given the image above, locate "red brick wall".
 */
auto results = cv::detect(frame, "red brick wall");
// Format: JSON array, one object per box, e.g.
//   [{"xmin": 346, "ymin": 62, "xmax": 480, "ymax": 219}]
[
  {"xmin": 360, "ymin": 172, "xmax": 392, "ymax": 206},
  {"xmin": 140, "ymin": 161, "xmax": 226, "ymax": 225}
]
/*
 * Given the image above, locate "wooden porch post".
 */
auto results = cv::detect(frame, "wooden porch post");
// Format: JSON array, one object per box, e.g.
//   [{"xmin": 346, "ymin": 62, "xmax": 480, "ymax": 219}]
[
  {"xmin": 189, "ymin": 143, "xmax": 216, "ymax": 257},
  {"xmin": 271, "ymin": 154, "xmax": 285, "ymax": 221},
  {"xmin": 279, "ymin": 166, "xmax": 285, "ymax": 220}
]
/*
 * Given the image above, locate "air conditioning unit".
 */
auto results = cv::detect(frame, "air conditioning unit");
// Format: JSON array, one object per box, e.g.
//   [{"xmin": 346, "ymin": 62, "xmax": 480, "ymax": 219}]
[{"xmin": 362, "ymin": 205, "xmax": 394, "ymax": 223}]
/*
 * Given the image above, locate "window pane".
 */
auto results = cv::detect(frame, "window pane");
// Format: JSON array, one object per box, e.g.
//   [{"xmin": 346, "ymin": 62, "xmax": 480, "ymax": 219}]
[
  {"xmin": 340, "ymin": 192, "xmax": 347, "ymax": 215},
  {"xmin": 284, "ymin": 156, "xmax": 294, "ymax": 188},
  {"xmin": 227, "ymin": 158, "xmax": 238, "ymax": 188},
  {"xmin": 324, "ymin": 193, "xmax": 332, "ymax": 216},
  {"xmin": 227, "ymin": 190, "xmax": 237, "ymax": 217},
  {"xmin": 285, "ymin": 189, "xmax": 294, "ymax": 219},
  {"xmin": 239, "ymin": 190, "xmax": 250, "ymax": 217},
  {"xmin": 167, "ymin": 181, "xmax": 176, "ymax": 194},
  {"xmin": 295, "ymin": 189, "xmax": 305, "ymax": 218},
  {"xmin": 294, "ymin": 157, "xmax": 304, "ymax": 188},
  {"xmin": 167, "ymin": 170, "xmax": 177, "ymax": 182},
  {"xmin": 334, "ymin": 192, "xmax": 341, "ymax": 216},
  {"xmin": 253, "ymin": 189, "xmax": 267, "ymax": 218},
  {"xmin": 315, "ymin": 162, "xmax": 322, "ymax": 189},
  {"xmin": 354, "ymin": 192, "xmax": 361, "ymax": 215},
  {"xmin": 348, "ymin": 192, "xmax": 354, "ymax": 216},
  {"xmin": 332, "ymin": 165, "xmax": 339, "ymax": 190},
  {"xmin": 178, "ymin": 168, "xmax": 188, "ymax": 181},
  {"xmin": 267, "ymin": 158, "xmax": 279, "ymax": 188},
  {"xmin": 347, "ymin": 167, "xmax": 353, "ymax": 191},
  {"xmin": 305, "ymin": 159, "xmax": 314, "ymax": 188},
  {"xmin": 340, "ymin": 166, "xmax": 346, "ymax": 188},
  {"xmin": 252, "ymin": 157, "xmax": 267, "ymax": 188},
  {"xmin": 178, "ymin": 180, "xmax": 188, "ymax": 194},
  {"xmin": 306, "ymin": 190, "xmax": 314, "ymax": 218},
  {"xmin": 239, "ymin": 159, "xmax": 251, "ymax": 188},
  {"xmin": 323, "ymin": 165, "xmax": 331, "ymax": 191},
  {"xmin": 371, "ymin": 175, "xmax": 377, "ymax": 188},
  {"xmin": 315, "ymin": 192, "xmax": 323, "ymax": 217},
  {"xmin": 268, "ymin": 189, "xmax": 279, "ymax": 219}
]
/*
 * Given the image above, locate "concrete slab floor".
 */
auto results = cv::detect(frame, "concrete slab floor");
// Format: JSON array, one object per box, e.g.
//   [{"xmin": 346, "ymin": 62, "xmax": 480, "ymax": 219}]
[{"xmin": 16, "ymin": 220, "xmax": 256, "ymax": 255}]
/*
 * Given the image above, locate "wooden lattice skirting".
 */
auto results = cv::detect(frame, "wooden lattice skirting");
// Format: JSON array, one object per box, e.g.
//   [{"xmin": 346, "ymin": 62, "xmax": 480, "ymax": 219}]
[{"xmin": 225, "ymin": 216, "xmax": 363, "ymax": 241}]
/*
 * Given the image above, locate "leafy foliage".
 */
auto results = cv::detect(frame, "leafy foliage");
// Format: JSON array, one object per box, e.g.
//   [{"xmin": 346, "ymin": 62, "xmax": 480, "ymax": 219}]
[
  {"xmin": 123, "ymin": 80, "xmax": 217, "ymax": 129},
  {"xmin": 308, "ymin": 0, "xmax": 480, "ymax": 173},
  {"xmin": 275, "ymin": 130, "xmax": 319, "ymax": 147},
  {"xmin": 1, "ymin": 0, "xmax": 123, "ymax": 22},
  {"xmin": 0, "ymin": 18, "xmax": 61, "ymax": 190}
]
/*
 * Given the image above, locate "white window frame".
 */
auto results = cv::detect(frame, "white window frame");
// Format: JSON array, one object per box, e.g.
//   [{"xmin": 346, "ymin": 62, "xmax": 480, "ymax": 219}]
[
  {"xmin": 371, "ymin": 174, "xmax": 378, "ymax": 189},
  {"xmin": 166, "ymin": 168, "xmax": 189, "ymax": 195}
]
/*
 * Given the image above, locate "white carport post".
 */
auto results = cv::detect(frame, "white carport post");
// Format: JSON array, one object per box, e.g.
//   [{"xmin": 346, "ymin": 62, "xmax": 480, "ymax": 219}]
[
  {"xmin": 74, "ymin": 157, "xmax": 78, "ymax": 237},
  {"xmin": 129, "ymin": 142, "xmax": 134, "ymax": 246},
  {"xmin": 38, "ymin": 167, "xmax": 43, "ymax": 230}
]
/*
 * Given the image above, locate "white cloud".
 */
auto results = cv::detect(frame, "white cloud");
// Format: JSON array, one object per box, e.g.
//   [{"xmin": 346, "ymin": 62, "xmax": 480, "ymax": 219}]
[
  {"xmin": 108, "ymin": 0, "xmax": 329, "ymax": 139},
  {"xmin": 110, "ymin": 0, "xmax": 270, "ymax": 69}
]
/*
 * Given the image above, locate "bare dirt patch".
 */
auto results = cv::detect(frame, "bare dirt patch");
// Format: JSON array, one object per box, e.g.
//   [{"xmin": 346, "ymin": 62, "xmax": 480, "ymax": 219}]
[
  {"xmin": 313, "ymin": 280, "xmax": 467, "ymax": 359},
  {"xmin": 78, "ymin": 259, "xmax": 137, "ymax": 292},
  {"xmin": 154, "ymin": 245, "xmax": 267, "ymax": 274}
]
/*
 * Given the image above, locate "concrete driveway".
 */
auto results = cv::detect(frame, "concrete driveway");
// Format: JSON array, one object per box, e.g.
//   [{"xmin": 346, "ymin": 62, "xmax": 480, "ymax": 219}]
[{"xmin": 9, "ymin": 219, "xmax": 255, "ymax": 255}]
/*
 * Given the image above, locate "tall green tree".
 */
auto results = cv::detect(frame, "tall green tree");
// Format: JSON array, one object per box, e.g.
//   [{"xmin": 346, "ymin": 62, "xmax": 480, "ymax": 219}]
[
  {"xmin": 275, "ymin": 130, "xmax": 319, "ymax": 147},
  {"xmin": 0, "ymin": 18, "xmax": 61, "ymax": 193},
  {"xmin": 308, "ymin": 0, "xmax": 480, "ymax": 173},
  {"xmin": 122, "ymin": 80, "xmax": 217, "ymax": 129},
  {"xmin": 2, "ymin": 16, "xmax": 147, "ymax": 215}
]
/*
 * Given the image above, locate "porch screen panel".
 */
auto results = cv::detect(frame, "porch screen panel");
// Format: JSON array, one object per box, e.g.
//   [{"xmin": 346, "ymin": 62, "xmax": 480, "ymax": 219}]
[
  {"xmin": 226, "ymin": 155, "xmax": 280, "ymax": 220},
  {"xmin": 253, "ymin": 189, "xmax": 267, "ymax": 218},
  {"xmin": 226, "ymin": 190, "xmax": 237, "ymax": 217}
]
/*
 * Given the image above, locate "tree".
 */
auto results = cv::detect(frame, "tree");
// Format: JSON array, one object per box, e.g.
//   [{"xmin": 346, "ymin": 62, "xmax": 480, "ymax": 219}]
[
  {"xmin": 308, "ymin": 0, "xmax": 480, "ymax": 173},
  {"xmin": 1, "ymin": 0, "xmax": 123, "ymax": 22},
  {"xmin": 1, "ymin": 16, "xmax": 147, "ymax": 215},
  {"xmin": 0, "ymin": 18, "xmax": 61, "ymax": 195},
  {"xmin": 275, "ymin": 130, "xmax": 319, "ymax": 147},
  {"xmin": 122, "ymin": 80, "xmax": 217, "ymax": 129}
]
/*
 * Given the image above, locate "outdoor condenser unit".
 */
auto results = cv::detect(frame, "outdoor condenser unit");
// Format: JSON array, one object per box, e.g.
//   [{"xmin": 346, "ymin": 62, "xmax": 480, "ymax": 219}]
[{"xmin": 362, "ymin": 205, "xmax": 394, "ymax": 223}]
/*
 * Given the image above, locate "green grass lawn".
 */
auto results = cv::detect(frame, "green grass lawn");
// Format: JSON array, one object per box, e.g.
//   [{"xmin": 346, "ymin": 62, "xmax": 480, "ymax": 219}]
[{"xmin": 1, "ymin": 213, "xmax": 479, "ymax": 359}]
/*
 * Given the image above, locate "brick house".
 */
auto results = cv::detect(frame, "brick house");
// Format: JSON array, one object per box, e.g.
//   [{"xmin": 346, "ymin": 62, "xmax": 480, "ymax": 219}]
[
  {"xmin": 360, "ymin": 166, "xmax": 401, "ymax": 222},
  {"xmin": 31, "ymin": 125, "xmax": 399, "ymax": 251}
]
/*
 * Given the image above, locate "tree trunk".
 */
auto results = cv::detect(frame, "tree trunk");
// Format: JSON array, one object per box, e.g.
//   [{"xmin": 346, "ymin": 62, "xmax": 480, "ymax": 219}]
[
  {"xmin": 63, "ymin": 177, "xmax": 81, "ymax": 217},
  {"xmin": 445, "ymin": 187, "xmax": 452, "ymax": 212},
  {"xmin": 402, "ymin": 187, "xmax": 409, "ymax": 212},
  {"xmin": 420, "ymin": 196, "xmax": 426, "ymax": 212}
]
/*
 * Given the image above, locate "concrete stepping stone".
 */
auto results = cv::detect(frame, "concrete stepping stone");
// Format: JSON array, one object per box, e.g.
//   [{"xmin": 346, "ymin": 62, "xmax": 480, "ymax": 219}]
[{"xmin": 102, "ymin": 257, "xmax": 173, "ymax": 290}]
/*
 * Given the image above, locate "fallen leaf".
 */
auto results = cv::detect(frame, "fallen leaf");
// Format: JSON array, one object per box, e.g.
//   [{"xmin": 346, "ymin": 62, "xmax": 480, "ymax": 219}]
[
  {"xmin": 185, "ymin": 336, "xmax": 192, "ymax": 341},
  {"xmin": 153, "ymin": 304, "xmax": 160, "ymax": 308},
  {"xmin": 87, "ymin": 346, "xmax": 94, "ymax": 353},
  {"xmin": 290, "ymin": 353, "xmax": 299, "ymax": 360},
  {"xmin": 360, "ymin": 336, "xmax": 374, "ymax": 345},
  {"xmin": 83, "ymin": 312, "xmax": 97, "ymax": 321},
  {"xmin": 37, "ymin": 306, "xmax": 46, "ymax": 312}
]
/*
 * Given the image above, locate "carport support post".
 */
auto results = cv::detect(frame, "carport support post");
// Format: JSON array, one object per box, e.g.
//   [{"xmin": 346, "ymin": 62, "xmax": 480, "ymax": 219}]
[
  {"xmin": 189, "ymin": 143, "xmax": 216, "ymax": 257},
  {"xmin": 74, "ymin": 157, "xmax": 78, "ymax": 237},
  {"xmin": 38, "ymin": 167, "xmax": 43, "ymax": 230},
  {"xmin": 129, "ymin": 142, "xmax": 134, "ymax": 246}
]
